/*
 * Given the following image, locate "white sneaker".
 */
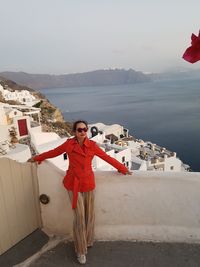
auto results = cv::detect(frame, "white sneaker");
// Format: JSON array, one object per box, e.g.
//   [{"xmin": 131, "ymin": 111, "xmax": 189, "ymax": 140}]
[{"xmin": 77, "ymin": 254, "xmax": 86, "ymax": 264}]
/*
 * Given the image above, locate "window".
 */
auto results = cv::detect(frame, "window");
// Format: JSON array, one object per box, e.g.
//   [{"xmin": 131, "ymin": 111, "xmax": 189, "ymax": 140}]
[
  {"xmin": 122, "ymin": 156, "xmax": 125, "ymax": 162},
  {"xmin": 63, "ymin": 153, "xmax": 67, "ymax": 160},
  {"xmin": 170, "ymin": 166, "xmax": 174, "ymax": 170}
]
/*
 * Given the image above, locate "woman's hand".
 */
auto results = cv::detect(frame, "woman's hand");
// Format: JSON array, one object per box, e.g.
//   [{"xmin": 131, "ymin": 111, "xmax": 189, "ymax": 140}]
[
  {"xmin": 27, "ymin": 157, "xmax": 42, "ymax": 164},
  {"xmin": 27, "ymin": 157, "xmax": 35, "ymax": 163},
  {"xmin": 125, "ymin": 170, "xmax": 133, "ymax": 175}
]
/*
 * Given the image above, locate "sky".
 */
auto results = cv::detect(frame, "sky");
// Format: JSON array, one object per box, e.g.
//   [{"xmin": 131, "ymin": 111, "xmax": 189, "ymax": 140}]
[{"xmin": 0, "ymin": 0, "xmax": 199, "ymax": 74}]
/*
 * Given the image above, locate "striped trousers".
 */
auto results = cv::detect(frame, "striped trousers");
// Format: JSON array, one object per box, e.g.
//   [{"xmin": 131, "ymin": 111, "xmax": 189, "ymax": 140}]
[{"xmin": 68, "ymin": 190, "xmax": 95, "ymax": 255}]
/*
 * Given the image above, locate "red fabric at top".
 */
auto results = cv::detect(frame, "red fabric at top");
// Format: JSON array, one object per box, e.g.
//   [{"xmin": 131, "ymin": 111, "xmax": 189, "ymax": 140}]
[
  {"xmin": 33, "ymin": 137, "xmax": 129, "ymax": 208},
  {"xmin": 182, "ymin": 30, "xmax": 200, "ymax": 63}
]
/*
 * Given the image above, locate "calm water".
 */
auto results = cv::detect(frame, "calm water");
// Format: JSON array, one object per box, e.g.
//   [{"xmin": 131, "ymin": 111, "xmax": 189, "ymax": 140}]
[{"xmin": 38, "ymin": 79, "xmax": 200, "ymax": 171}]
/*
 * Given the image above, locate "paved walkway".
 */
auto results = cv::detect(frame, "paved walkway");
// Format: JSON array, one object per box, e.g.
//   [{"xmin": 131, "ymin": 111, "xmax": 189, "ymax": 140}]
[
  {"xmin": 29, "ymin": 241, "xmax": 200, "ymax": 267},
  {"xmin": 1, "ymin": 230, "xmax": 200, "ymax": 267}
]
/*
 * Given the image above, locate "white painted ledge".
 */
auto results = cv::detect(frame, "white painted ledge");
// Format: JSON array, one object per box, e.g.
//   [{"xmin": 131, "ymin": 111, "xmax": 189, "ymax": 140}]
[{"xmin": 36, "ymin": 161, "xmax": 200, "ymax": 243}]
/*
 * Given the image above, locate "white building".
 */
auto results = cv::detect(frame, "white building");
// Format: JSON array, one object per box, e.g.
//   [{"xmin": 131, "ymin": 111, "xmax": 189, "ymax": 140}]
[
  {"xmin": 0, "ymin": 103, "xmax": 41, "ymax": 160},
  {"xmin": 88, "ymin": 122, "xmax": 129, "ymax": 140},
  {"xmin": 0, "ymin": 108, "xmax": 189, "ymax": 173},
  {"xmin": 89, "ymin": 123, "xmax": 189, "ymax": 172},
  {"xmin": 127, "ymin": 140, "xmax": 186, "ymax": 172},
  {"xmin": 91, "ymin": 143, "xmax": 131, "ymax": 171},
  {"xmin": 0, "ymin": 84, "xmax": 39, "ymax": 106}
]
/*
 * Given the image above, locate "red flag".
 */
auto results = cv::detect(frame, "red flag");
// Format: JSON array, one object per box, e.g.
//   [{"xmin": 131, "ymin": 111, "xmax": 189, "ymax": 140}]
[{"xmin": 182, "ymin": 30, "xmax": 200, "ymax": 63}]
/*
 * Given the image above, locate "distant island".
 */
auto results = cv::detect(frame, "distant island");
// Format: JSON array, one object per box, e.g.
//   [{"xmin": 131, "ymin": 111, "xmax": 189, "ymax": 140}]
[
  {"xmin": 0, "ymin": 68, "xmax": 199, "ymax": 90},
  {"xmin": 0, "ymin": 69, "xmax": 151, "ymax": 90}
]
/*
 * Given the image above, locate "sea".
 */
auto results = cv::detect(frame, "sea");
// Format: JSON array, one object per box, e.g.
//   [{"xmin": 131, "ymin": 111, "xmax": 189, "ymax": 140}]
[{"xmin": 38, "ymin": 79, "xmax": 200, "ymax": 172}]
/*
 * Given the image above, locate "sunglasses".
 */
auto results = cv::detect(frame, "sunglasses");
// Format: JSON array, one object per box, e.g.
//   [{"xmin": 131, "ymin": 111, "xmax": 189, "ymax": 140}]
[{"xmin": 76, "ymin": 127, "xmax": 88, "ymax": 133}]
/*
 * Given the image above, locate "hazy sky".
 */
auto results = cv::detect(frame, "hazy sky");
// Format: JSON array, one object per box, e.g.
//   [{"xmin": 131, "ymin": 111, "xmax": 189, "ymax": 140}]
[{"xmin": 0, "ymin": 0, "xmax": 199, "ymax": 74}]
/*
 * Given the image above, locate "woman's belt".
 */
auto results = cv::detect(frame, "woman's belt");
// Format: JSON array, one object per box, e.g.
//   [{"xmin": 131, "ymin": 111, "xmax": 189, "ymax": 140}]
[
  {"xmin": 68, "ymin": 167, "xmax": 93, "ymax": 209},
  {"xmin": 72, "ymin": 175, "xmax": 79, "ymax": 209}
]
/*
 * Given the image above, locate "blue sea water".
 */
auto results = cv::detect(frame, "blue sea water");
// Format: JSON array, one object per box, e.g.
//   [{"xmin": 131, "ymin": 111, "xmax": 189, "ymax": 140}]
[{"xmin": 38, "ymin": 79, "xmax": 200, "ymax": 171}]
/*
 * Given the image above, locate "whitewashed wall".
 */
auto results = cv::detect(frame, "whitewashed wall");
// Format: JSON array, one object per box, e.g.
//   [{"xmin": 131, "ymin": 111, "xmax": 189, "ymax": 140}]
[
  {"xmin": 30, "ymin": 132, "xmax": 61, "ymax": 148},
  {"xmin": 115, "ymin": 148, "xmax": 131, "ymax": 167},
  {"xmin": 0, "ymin": 144, "xmax": 32, "ymax": 162},
  {"xmin": 92, "ymin": 149, "xmax": 116, "ymax": 170},
  {"xmin": 0, "ymin": 106, "xmax": 7, "ymax": 125},
  {"xmin": 164, "ymin": 156, "xmax": 182, "ymax": 171},
  {"xmin": 0, "ymin": 125, "xmax": 9, "ymax": 142},
  {"xmin": 37, "ymin": 161, "xmax": 200, "ymax": 243}
]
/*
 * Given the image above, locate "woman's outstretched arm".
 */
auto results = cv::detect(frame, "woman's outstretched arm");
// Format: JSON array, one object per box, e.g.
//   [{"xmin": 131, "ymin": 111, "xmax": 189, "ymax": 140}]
[
  {"xmin": 28, "ymin": 140, "xmax": 68, "ymax": 164},
  {"xmin": 94, "ymin": 143, "xmax": 132, "ymax": 175}
]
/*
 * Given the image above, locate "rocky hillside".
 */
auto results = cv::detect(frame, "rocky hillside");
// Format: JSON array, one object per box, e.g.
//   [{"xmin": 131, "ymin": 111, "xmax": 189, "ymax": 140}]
[
  {"xmin": 34, "ymin": 99, "xmax": 72, "ymax": 137},
  {"xmin": 0, "ymin": 69, "xmax": 152, "ymax": 90},
  {"xmin": 0, "ymin": 78, "xmax": 73, "ymax": 137}
]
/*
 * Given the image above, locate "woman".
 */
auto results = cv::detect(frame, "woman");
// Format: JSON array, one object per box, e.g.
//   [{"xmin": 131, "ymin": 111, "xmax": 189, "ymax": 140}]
[{"xmin": 28, "ymin": 120, "xmax": 131, "ymax": 264}]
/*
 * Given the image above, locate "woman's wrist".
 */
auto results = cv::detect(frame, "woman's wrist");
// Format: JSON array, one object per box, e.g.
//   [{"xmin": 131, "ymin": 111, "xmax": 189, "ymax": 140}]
[{"xmin": 27, "ymin": 157, "xmax": 35, "ymax": 162}]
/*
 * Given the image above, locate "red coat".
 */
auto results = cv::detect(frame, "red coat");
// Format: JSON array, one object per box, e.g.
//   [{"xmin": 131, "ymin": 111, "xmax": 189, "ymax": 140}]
[{"xmin": 33, "ymin": 137, "xmax": 128, "ymax": 208}]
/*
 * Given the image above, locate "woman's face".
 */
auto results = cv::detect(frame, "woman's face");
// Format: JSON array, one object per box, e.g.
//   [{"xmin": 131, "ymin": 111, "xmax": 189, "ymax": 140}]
[{"xmin": 75, "ymin": 122, "xmax": 88, "ymax": 139}]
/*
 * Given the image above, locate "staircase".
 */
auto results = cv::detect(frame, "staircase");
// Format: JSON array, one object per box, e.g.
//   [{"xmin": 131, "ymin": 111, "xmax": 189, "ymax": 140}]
[
  {"xmin": 0, "ymin": 140, "xmax": 15, "ymax": 155},
  {"xmin": 19, "ymin": 137, "xmax": 36, "ymax": 156}
]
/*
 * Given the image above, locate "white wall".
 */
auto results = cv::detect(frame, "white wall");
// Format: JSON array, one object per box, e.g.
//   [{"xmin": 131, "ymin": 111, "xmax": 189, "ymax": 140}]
[
  {"xmin": 104, "ymin": 125, "xmax": 124, "ymax": 138},
  {"xmin": 0, "ymin": 144, "xmax": 32, "ymax": 162},
  {"xmin": 0, "ymin": 125, "xmax": 9, "ymax": 142},
  {"xmin": 115, "ymin": 148, "xmax": 131, "ymax": 168},
  {"xmin": 90, "ymin": 132, "xmax": 106, "ymax": 143},
  {"xmin": 164, "ymin": 156, "xmax": 182, "ymax": 171},
  {"xmin": 33, "ymin": 137, "xmax": 69, "ymax": 172},
  {"xmin": 30, "ymin": 132, "xmax": 61, "ymax": 147},
  {"xmin": 0, "ymin": 106, "xmax": 7, "ymax": 125},
  {"xmin": 36, "ymin": 161, "xmax": 200, "ymax": 243},
  {"xmin": 92, "ymin": 146, "xmax": 131, "ymax": 170},
  {"xmin": 92, "ymin": 149, "xmax": 116, "ymax": 170},
  {"xmin": 28, "ymin": 125, "xmax": 42, "ymax": 134},
  {"xmin": 89, "ymin": 123, "xmax": 124, "ymax": 139},
  {"xmin": 8, "ymin": 109, "xmax": 23, "ymax": 118}
]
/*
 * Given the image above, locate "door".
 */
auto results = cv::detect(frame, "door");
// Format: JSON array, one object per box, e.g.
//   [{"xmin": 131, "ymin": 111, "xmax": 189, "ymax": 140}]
[
  {"xmin": 0, "ymin": 158, "xmax": 42, "ymax": 255},
  {"xmin": 18, "ymin": 119, "xmax": 28, "ymax": 136}
]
